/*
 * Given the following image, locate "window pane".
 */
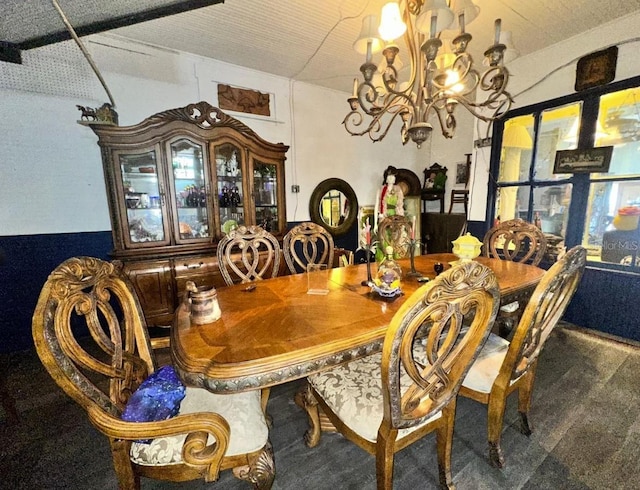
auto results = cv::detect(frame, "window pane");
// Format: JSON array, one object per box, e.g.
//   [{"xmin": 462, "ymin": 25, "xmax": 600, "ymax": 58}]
[
  {"xmin": 594, "ymin": 86, "xmax": 640, "ymax": 178},
  {"xmin": 495, "ymin": 185, "xmax": 531, "ymax": 222},
  {"xmin": 535, "ymin": 102, "xmax": 581, "ymax": 181},
  {"xmin": 498, "ymin": 115, "xmax": 534, "ymax": 183},
  {"xmin": 532, "ymin": 184, "xmax": 572, "ymax": 238},
  {"xmin": 583, "ymin": 181, "xmax": 640, "ymax": 266},
  {"xmin": 171, "ymin": 139, "xmax": 210, "ymax": 240}
]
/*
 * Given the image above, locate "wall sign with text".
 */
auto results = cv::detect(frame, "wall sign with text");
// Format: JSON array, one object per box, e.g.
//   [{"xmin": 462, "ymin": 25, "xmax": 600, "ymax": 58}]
[{"xmin": 553, "ymin": 146, "xmax": 613, "ymax": 174}]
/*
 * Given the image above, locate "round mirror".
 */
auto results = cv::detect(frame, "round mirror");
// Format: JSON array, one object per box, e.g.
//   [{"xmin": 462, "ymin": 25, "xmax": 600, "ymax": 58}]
[{"xmin": 309, "ymin": 178, "xmax": 358, "ymax": 237}]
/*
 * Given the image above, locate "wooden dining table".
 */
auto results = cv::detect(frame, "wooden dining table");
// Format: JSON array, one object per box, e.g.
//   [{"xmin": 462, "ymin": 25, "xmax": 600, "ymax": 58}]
[{"xmin": 171, "ymin": 253, "xmax": 545, "ymax": 394}]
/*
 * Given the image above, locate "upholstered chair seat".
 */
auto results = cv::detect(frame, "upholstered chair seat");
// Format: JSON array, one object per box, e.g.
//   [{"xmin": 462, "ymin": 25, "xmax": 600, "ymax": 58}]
[
  {"xmin": 131, "ymin": 388, "xmax": 268, "ymax": 465},
  {"xmin": 308, "ymin": 352, "xmax": 442, "ymax": 443}
]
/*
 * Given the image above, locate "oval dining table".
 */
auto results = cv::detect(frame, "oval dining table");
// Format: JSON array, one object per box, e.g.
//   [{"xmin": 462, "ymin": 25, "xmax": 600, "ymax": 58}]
[{"xmin": 171, "ymin": 253, "xmax": 544, "ymax": 394}]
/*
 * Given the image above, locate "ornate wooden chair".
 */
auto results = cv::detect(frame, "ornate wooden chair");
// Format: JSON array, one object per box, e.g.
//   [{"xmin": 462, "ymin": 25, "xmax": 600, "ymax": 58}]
[
  {"xmin": 299, "ymin": 261, "xmax": 500, "ymax": 489},
  {"xmin": 482, "ymin": 218, "xmax": 547, "ymax": 265},
  {"xmin": 217, "ymin": 225, "xmax": 281, "ymax": 286},
  {"xmin": 482, "ymin": 218, "xmax": 548, "ymax": 336},
  {"xmin": 283, "ymin": 222, "xmax": 334, "ymax": 274},
  {"xmin": 32, "ymin": 257, "xmax": 274, "ymax": 489},
  {"xmin": 459, "ymin": 246, "xmax": 586, "ymax": 469},
  {"xmin": 377, "ymin": 215, "xmax": 413, "ymax": 259}
]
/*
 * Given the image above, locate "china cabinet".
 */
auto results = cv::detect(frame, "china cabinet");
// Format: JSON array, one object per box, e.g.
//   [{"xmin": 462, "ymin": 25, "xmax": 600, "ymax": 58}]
[{"xmin": 86, "ymin": 101, "xmax": 288, "ymax": 326}]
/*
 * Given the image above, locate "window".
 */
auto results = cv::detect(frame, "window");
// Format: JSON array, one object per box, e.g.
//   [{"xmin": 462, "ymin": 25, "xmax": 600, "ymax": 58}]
[
  {"xmin": 494, "ymin": 104, "xmax": 579, "ymax": 238},
  {"xmin": 491, "ymin": 77, "xmax": 640, "ymax": 270},
  {"xmin": 584, "ymin": 86, "xmax": 640, "ymax": 267}
]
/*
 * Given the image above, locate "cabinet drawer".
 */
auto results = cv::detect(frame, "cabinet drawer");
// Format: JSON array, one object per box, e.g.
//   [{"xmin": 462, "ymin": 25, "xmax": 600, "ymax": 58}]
[
  {"xmin": 174, "ymin": 256, "xmax": 218, "ymax": 277},
  {"xmin": 174, "ymin": 256, "xmax": 226, "ymax": 295}
]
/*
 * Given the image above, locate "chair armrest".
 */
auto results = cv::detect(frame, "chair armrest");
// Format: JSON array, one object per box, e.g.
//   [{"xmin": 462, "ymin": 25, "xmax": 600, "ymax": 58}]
[{"xmin": 87, "ymin": 406, "xmax": 230, "ymax": 481}]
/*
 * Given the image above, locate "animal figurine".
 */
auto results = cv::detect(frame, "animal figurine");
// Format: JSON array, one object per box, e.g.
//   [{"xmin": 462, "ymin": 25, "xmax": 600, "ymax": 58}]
[
  {"xmin": 76, "ymin": 103, "xmax": 119, "ymax": 125},
  {"xmin": 76, "ymin": 105, "xmax": 96, "ymax": 121}
]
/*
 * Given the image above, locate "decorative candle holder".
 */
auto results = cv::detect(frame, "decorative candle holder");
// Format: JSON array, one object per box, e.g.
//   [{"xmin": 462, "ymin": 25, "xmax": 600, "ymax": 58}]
[
  {"xmin": 407, "ymin": 239, "xmax": 422, "ymax": 277},
  {"xmin": 359, "ymin": 243, "xmax": 376, "ymax": 286}
]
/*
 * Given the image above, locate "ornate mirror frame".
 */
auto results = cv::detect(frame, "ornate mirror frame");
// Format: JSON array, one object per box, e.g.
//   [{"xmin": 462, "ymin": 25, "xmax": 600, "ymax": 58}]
[{"xmin": 309, "ymin": 178, "xmax": 358, "ymax": 237}]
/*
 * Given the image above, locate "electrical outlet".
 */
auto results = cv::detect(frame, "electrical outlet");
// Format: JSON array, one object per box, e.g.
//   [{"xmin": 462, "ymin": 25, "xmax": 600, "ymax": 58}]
[{"xmin": 291, "ymin": 185, "xmax": 300, "ymax": 193}]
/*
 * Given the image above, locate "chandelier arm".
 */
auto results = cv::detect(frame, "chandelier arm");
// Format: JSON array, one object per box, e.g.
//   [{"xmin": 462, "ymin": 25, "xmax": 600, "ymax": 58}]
[
  {"xmin": 425, "ymin": 101, "xmax": 456, "ymax": 139},
  {"xmin": 343, "ymin": 103, "xmax": 410, "ymax": 143}
]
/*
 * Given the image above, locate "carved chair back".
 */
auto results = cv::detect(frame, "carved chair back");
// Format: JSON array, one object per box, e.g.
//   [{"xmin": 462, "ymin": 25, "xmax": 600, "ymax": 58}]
[
  {"xmin": 483, "ymin": 218, "xmax": 547, "ymax": 265},
  {"xmin": 283, "ymin": 222, "xmax": 335, "ymax": 274},
  {"xmin": 500, "ymin": 246, "xmax": 586, "ymax": 386},
  {"xmin": 422, "ymin": 162, "xmax": 448, "ymax": 192},
  {"xmin": 217, "ymin": 225, "xmax": 281, "ymax": 285},
  {"xmin": 377, "ymin": 215, "xmax": 413, "ymax": 258},
  {"xmin": 32, "ymin": 257, "xmax": 155, "ymax": 417},
  {"xmin": 382, "ymin": 261, "xmax": 500, "ymax": 433}
]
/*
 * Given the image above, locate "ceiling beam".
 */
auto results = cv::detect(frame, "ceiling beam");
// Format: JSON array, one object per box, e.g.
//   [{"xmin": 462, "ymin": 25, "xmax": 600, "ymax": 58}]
[{"xmin": 16, "ymin": 0, "xmax": 225, "ymax": 50}]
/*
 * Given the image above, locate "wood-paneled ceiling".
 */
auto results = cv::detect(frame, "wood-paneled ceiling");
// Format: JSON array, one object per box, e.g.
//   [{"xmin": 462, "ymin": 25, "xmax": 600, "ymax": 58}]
[{"xmin": 3, "ymin": 0, "xmax": 640, "ymax": 93}]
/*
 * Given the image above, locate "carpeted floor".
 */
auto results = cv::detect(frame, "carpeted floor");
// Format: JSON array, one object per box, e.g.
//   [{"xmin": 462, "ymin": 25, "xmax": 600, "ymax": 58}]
[{"xmin": 1, "ymin": 323, "xmax": 639, "ymax": 489}]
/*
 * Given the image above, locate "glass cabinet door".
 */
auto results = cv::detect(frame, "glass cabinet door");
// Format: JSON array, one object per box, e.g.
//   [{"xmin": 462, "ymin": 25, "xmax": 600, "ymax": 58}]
[
  {"xmin": 253, "ymin": 160, "xmax": 279, "ymax": 232},
  {"xmin": 169, "ymin": 138, "xmax": 211, "ymax": 241},
  {"xmin": 118, "ymin": 150, "xmax": 168, "ymax": 245},
  {"xmin": 214, "ymin": 142, "xmax": 245, "ymax": 233}
]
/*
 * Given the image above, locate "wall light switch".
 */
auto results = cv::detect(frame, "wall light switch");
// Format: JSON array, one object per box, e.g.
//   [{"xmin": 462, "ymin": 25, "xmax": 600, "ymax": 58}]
[{"xmin": 291, "ymin": 185, "xmax": 300, "ymax": 193}]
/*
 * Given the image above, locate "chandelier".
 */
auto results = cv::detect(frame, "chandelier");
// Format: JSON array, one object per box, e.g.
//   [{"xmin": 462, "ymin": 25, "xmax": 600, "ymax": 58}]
[{"xmin": 343, "ymin": 0, "xmax": 514, "ymax": 147}]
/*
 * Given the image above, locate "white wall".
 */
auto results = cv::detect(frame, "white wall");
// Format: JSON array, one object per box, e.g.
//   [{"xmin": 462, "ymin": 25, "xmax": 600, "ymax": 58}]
[
  {"xmin": 468, "ymin": 10, "xmax": 640, "ymax": 221},
  {"xmin": 0, "ymin": 33, "xmax": 428, "ymax": 236}
]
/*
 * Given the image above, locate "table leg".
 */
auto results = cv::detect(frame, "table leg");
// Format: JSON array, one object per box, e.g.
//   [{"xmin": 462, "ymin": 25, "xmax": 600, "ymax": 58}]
[{"xmin": 294, "ymin": 381, "xmax": 322, "ymax": 448}]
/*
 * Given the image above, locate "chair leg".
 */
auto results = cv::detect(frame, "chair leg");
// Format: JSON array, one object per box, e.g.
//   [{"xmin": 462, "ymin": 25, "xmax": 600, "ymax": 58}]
[
  {"xmin": 111, "ymin": 439, "xmax": 141, "ymax": 490},
  {"xmin": 375, "ymin": 427, "xmax": 398, "ymax": 490},
  {"xmin": 487, "ymin": 392, "xmax": 508, "ymax": 468},
  {"xmin": 294, "ymin": 382, "xmax": 322, "ymax": 447},
  {"xmin": 518, "ymin": 371, "xmax": 536, "ymax": 437},
  {"xmin": 233, "ymin": 440, "xmax": 275, "ymax": 490},
  {"xmin": 436, "ymin": 404, "xmax": 456, "ymax": 490}
]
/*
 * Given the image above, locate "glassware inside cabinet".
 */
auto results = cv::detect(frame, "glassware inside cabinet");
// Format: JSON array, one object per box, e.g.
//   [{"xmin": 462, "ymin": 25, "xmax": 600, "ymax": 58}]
[
  {"xmin": 119, "ymin": 151, "xmax": 165, "ymax": 243},
  {"xmin": 171, "ymin": 139, "xmax": 211, "ymax": 240},
  {"xmin": 215, "ymin": 142, "xmax": 244, "ymax": 233},
  {"xmin": 254, "ymin": 161, "xmax": 278, "ymax": 232}
]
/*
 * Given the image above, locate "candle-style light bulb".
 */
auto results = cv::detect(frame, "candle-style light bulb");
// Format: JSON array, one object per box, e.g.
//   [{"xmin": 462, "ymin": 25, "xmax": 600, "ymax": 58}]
[{"xmin": 494, "ymin": 18, "xmax": 502, "ymax": 45}]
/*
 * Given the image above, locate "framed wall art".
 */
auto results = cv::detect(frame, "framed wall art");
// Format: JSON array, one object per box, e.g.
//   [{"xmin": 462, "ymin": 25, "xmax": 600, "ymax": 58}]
[
  {"xmin": 553, "ymin": 146, "xmax": 613, "ymax": 174},
  {"xmin": 575, "ymin": 46, "xmax": 617, "ymax": 92}
]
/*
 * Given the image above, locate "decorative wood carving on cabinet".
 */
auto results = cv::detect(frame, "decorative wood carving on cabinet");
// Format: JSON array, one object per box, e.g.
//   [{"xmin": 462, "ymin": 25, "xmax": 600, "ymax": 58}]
[{"xmin": 86, "ymin": 101, "xmax": 289, "ymax": 327}]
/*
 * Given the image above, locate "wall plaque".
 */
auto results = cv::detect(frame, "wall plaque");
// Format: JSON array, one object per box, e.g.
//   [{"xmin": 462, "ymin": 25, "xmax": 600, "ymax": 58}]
[
  {"xmin": 575, "ymin": 46, "xmax": 617, "ymax": 92},
  {"xmin": 217, "ymin": 84, "xmax": 270, "ymax": 116}
]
